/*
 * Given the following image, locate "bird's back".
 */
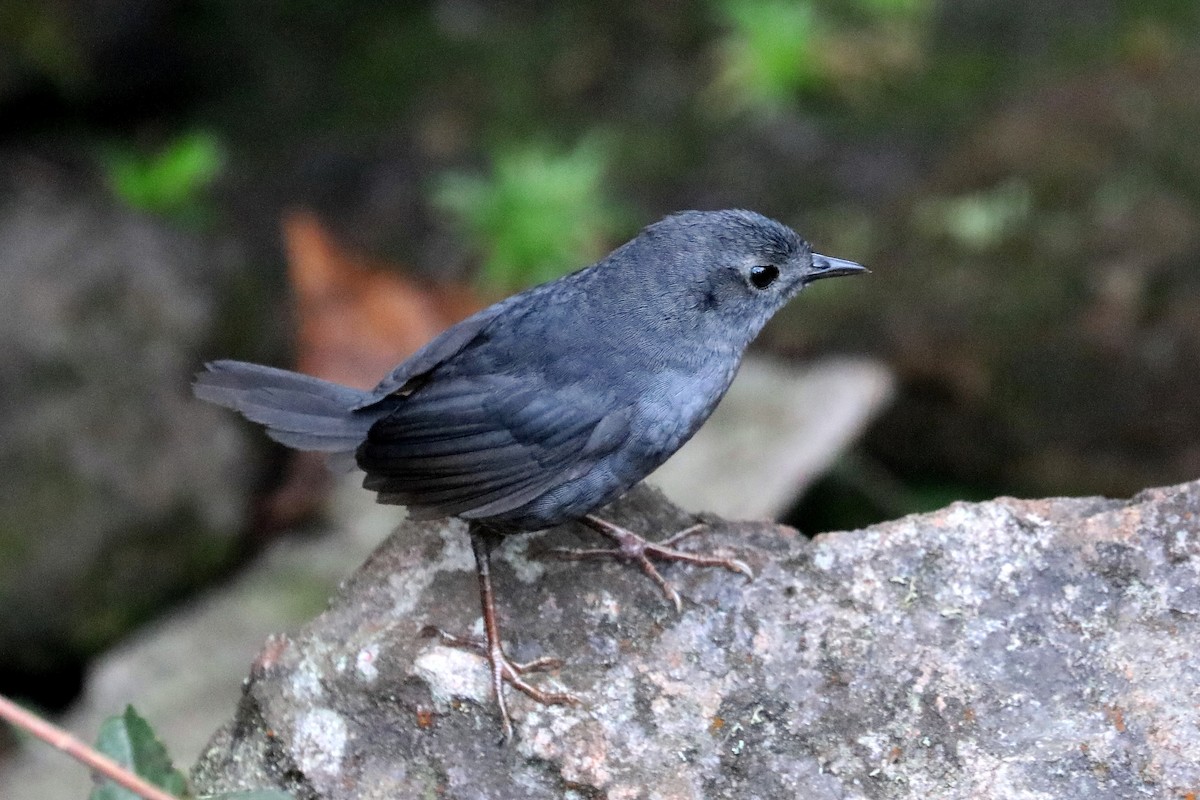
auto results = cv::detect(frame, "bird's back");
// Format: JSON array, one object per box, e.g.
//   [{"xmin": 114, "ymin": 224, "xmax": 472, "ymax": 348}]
[
  {"xmin": 199, "ymin": 209, "xmax": 828, "ymax": 532},
  {"xmin": 356, "ymin": 259, "xmax": 745, "ymax": 531}
]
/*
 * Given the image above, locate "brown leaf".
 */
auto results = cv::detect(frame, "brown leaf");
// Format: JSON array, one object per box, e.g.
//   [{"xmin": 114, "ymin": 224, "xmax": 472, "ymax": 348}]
[
  {"xmin": 284, "ymin": 209, "xmax": 483, "ymax": 389},
  {"xmin": 257, "ymin": 211, "xmax": 484, "ymax": 533}
]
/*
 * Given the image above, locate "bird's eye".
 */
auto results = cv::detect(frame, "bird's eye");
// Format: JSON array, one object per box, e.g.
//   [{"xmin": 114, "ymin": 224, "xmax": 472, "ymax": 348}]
[{"xmin": 749, "ymin": 265, "xmax": 779, "ymax": 289}]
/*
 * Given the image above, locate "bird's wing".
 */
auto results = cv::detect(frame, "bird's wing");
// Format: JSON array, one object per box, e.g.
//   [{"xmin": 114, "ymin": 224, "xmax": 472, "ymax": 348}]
[
  {"xmin": 358, "ymin": 374, "xmax": 632, "ymax": 520},
  {"xmin": 350, "ymin": 303, "xmax": 506, "ymax": 410}
]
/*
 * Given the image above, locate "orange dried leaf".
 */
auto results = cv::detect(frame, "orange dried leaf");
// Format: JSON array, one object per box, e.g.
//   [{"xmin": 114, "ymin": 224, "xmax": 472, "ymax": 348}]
[
  {"xmin": 258, "ymin": 211, "xmax": 485, "ymax": 532},
  {"xmin": 283, "ymin": 210, "xmax": 484, "ymax": 389}
]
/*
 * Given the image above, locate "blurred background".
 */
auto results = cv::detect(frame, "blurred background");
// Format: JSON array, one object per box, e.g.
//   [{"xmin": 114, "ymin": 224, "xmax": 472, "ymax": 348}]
[{"xmin": 2, "ymin": 0, "xmax": 1200, "ymax": 787}]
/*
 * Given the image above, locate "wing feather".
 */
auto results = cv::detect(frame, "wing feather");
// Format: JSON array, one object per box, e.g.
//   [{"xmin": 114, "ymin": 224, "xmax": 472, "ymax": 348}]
[
  {"xmin": 351, "ymin": 304, "xmax": 505, "ymax": 410},
  {"xmin": 357, "ymin": 374, "xmax": 629, "ymax": 521}
]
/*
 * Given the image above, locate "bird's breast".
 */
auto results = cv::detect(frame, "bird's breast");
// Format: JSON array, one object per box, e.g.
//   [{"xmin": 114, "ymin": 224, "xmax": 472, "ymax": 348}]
[{"xmin": 625, "ymin": 349, "xmax": 742, "ymax": 472}]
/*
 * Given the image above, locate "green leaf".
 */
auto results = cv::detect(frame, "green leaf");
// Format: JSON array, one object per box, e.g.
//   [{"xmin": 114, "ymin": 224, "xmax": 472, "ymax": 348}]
[
  {"xmin": 715, "ymin": 0, "xmax": 825, "ymax": 108},
  {"xmin": 434, "ymin": 137, "xmax": 628, "ymax": 292},
  {"xmin": 200, "ymin": 792, "xmax": 296, "ymax": 800},
  {"xmin": 711, "ymin": 0, "xmax": 932, "ymax": 112},
  {"xmin": 88, "ymin": 706, "xmax": 189, "ymax": 800},
  {"xmin": 103, "ymin": 131, "xmax": 224, "ymax": 221}
]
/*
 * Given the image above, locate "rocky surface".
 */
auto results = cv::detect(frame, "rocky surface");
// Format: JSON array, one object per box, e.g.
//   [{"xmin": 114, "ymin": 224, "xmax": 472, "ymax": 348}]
[
  {"xmin": 0, "ymin": 483, "xmax": 393, "ymax": 800},
  {"xmin": 192, "ymin": 480, "xmax": 1200, "ymax": 799},
  {"xmin": 0, "ymin": 355, "xmax": 889, "ymax": 800}
]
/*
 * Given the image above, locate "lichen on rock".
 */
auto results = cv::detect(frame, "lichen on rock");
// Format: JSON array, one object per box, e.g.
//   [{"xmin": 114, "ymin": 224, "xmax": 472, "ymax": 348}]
[{"xmin": 192, "ymin": 482, "xmax": 1200, "ymax": 799}]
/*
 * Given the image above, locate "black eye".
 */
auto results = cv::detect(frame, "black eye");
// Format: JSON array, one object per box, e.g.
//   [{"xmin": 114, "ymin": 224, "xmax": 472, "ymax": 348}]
[{"xmin": 749, "ymin": 265, "xmax": 779, "ymax": 289}]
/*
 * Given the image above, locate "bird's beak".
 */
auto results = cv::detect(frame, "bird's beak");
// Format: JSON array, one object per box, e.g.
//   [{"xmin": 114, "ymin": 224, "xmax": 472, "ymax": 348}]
[{"xmin": 804, "ymin": 253, "xmax": 870, "ymax": 284}]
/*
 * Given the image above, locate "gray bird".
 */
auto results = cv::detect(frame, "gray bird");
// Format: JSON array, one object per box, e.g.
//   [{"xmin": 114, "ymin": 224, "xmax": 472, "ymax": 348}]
[{"xmin": 194, "ymin": 209, "xmax": 867, "ymax": 741}]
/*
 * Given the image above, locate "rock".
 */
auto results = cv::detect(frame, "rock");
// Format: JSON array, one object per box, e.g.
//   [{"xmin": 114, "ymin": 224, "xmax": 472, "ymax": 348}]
[
  {"xmin": 0, "ymin": 156, "xmax": 256, "ymax": 690},
  {"xmin": 0, "ymin": 354, "xmax": 883, "ymax": 800},
  {"xmin": 191, "ymin": 480, "xmax": 1200, "ymax": 799},
  {"xmin": 0, "ymin": 482, "xmax": 394, "ymax": 800}
]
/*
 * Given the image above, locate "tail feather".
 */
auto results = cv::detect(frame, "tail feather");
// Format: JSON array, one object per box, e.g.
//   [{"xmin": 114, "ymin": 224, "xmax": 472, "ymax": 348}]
[{"xmin": 193, "ymin": 360, "xmax": 384, "ymax": 454}]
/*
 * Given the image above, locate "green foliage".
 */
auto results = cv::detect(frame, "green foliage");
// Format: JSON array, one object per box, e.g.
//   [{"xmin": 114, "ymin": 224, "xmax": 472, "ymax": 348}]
[
  {"xmin": 103, "ymin": 132, "xmax": 224, "ymax": 224},
  {"xmin": 712, "ymin": 0, "xmax": 931, "ymax": 112},
  {"xmin": 716, "ymin": 0, "xmax": 824, "ymax": 107},
  {"xmin": 87, "ymin": 706, "xmax": 295, "ymax": 800},
  {"xmin": 89, "ymin": 706, "xmax": 188, "ymax": 800},
  {"xmin": 854, "ymin": 0, "xmax": 928, "ymax": 15},
  {"xmin": 434, "ymin": 138, "xmax": 628, "ymax": 292}
]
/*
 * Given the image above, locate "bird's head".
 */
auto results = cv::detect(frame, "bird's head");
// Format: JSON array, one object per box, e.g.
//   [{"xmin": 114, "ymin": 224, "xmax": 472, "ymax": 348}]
[{"xmin": 625, "ymin": 209, "xmax": 867, "ymax": 346}]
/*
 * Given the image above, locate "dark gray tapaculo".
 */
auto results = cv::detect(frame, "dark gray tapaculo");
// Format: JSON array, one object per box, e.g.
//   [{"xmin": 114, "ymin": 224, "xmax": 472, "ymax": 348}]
[{"xmin": 194, "ymin": 208, "xmax": 867, "ymax": 741}]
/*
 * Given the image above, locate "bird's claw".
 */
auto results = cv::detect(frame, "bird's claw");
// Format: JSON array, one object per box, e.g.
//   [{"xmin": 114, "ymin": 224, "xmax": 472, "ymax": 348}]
[
  {"xmin": 421, "ymin": 626, "xmax": 569, "ymax": 676},
  {"xmin": 422, "ymin": 624, "xmax": 579, "ymax": 744},
  {"xmin": 548, "ymin": 516, "xmax": 754, "ymax": 612}
]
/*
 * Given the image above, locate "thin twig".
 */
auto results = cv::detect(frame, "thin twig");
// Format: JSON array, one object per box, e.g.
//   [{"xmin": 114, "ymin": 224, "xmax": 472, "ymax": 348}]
[{"xmin": 0, "ymin": 693, "xmax": 181, "ymax": 800}]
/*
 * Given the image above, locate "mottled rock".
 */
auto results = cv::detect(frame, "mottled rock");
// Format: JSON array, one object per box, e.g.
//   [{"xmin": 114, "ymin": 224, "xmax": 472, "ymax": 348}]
[
  {"xmin": 0, "ymin": 489, "xmax": 390, "ymax": 800},
  {"xmin": 191, "ymin": 480, "xmax": 1200, "ymax": 799},
  {"xmin": 0, "ymin": 351, "xmax": 884, "ymax": 800}
]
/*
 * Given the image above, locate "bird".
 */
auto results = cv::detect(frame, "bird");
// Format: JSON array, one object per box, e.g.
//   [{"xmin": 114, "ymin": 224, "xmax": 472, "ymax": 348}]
[{"xmin": 194, "ymin": 209, "xmax": 867, "ymax": 741}]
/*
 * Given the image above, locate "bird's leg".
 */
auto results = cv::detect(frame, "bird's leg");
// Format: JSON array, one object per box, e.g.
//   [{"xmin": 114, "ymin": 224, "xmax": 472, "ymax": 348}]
[
  {"xmin": 549, "ymin": 514, "xmax": 753, "ymax": 612},
  {"xmin": 424, "ymin": 526, "xmax": 579, "ymax": 743}
]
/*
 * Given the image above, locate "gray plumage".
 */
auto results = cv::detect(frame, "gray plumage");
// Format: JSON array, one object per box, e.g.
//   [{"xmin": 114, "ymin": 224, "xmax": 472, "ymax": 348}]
[{"xmin": 194, "ymin": 209, "xmax": 866, "ymax": 531}]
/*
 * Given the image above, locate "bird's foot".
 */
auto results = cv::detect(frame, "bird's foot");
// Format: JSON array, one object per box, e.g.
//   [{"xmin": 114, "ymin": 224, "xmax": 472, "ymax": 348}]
[
  {"xmin": 421, "ymin": 626, "xmax": 580, "ymax": 743},
  {"xmin": 548, "ymin": 515, "xmax": 753, "ymax": 612}
]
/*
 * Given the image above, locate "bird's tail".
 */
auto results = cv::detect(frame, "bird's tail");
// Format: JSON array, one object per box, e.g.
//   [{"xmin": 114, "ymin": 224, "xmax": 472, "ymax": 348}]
[{"xmin": 193, "ymin": 360, "xmax": 385, "ymax": 456}]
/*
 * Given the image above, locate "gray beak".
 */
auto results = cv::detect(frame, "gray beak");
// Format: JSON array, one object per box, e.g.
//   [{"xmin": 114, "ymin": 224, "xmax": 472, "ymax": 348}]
[{"xmin": 805, "ymin": 253, "xmax": 869, "ymax": 284}]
